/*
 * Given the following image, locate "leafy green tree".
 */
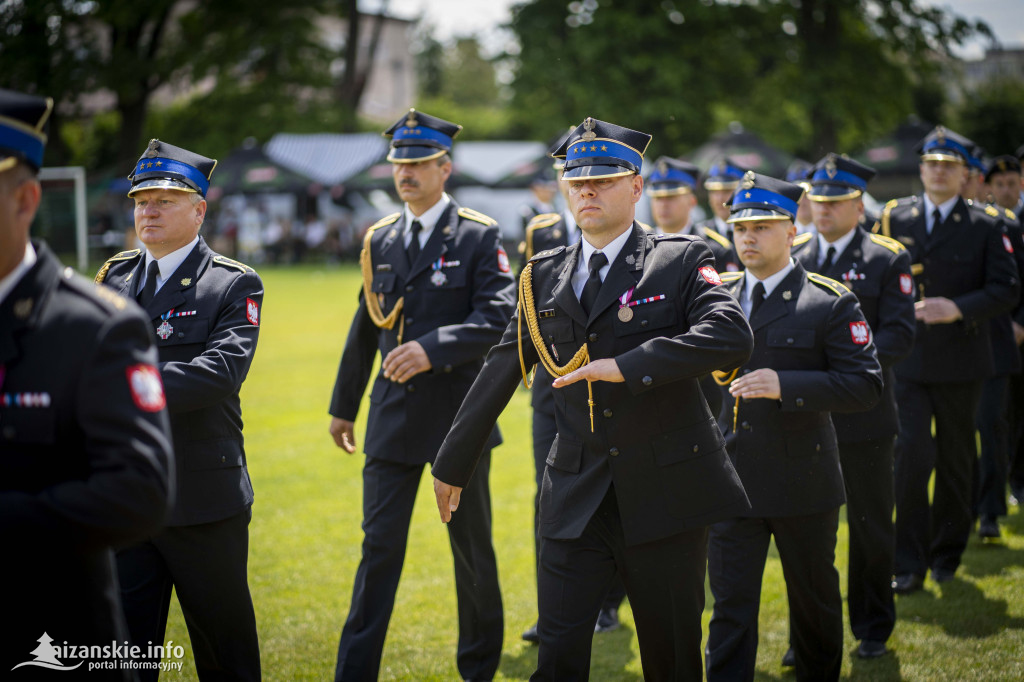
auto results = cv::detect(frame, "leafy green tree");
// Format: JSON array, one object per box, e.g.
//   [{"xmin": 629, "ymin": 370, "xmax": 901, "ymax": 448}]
[
  {"xmin": 953, "ymin": 76, "xmax": 1024, "ymax": 156},
  {"xmin": 505, "ymin": 0, "xmax": 994, "ymax": 158}
]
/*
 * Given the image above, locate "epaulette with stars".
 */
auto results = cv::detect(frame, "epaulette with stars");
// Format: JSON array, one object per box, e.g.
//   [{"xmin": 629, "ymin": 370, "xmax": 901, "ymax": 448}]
[
  {"xmin": 94, "ymin": 248, "xmax": 142, "ymax": 284},
  {"xmin": 868, "ymin": 233, "xmax": 906, "ymax": 254},
  {"xmin": 212, "ymin": 255, "xmax": 255, "ymax": 273},
  {"xmin": 529, "ymin": 245, "xmax": 565, "ymax": 262},
  {"xmin": 807, "ymin": 272, "xmax": 850, "ymax": 297},
  {"xmin": 458, "ymin": 207, "xmax": 498, "ymax": 226}
]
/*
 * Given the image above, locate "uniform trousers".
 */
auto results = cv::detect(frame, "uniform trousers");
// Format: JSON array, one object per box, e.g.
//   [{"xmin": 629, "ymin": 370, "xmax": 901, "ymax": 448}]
[
  {"xmin": 534, "ymin": 486, "xmax": 708, "ymax": 682},
  {"xmin": 840, "ymin": 436, "xmax": 896, "ymax": 642},
  {"xmin": 334, "ymin": 453, "xmax": 502, "ymax": 682},
  {"xmin": 894, "ymin": 379, "xmax": 982, "ymax": 577},
  {"xmin": 975, "ymin": 375, "xmax": 1011, "ymax": 518},
  {"xmin": 707, "ymin": 508, "xmax": 843, "ymax": 682},
  {"xmin": 531, "ymin": 410, "xmax": 625, "ymax": 619},
  {"xmin": 1008, "ymin": 371, "xmax": 1024, "ymax": 497},
  {"xmin": 116, "ymin": 508, "xmax": 260, "ymax": 682}
]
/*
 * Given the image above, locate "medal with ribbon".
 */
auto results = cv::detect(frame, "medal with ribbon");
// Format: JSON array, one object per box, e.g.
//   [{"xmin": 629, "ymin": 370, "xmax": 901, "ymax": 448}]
[
  {"xmin": 430, "ymin": 257, "xmax": 447, "ymax": 287},
  {"xmin": 617, "ymin": 287, "xmax": 635, "ymax": 322}
]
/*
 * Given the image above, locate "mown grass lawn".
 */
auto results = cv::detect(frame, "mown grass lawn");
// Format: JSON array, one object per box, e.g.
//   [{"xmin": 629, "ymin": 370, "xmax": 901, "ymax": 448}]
[{"xmin": 160, "ymin": 263, "xmax": 1024, "ymax": 680}]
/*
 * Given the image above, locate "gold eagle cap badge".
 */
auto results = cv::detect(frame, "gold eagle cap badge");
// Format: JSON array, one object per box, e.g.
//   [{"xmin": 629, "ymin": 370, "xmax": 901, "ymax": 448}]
[
  {"xmin": 825, "ymin": 155, "xmax": 838, "ymax": 179},
  {"xmin": 144, "ymin": 139, "xmax": 160, "ymax": 158},
  {"xmin": 581, "ymin": 117, "xmax": 597, "ymax": 142}
]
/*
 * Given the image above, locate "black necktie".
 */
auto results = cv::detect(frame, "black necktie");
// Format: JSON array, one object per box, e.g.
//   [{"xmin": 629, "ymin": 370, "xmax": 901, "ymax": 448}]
[
  {"xmin": 822, "ymin": 245, "xmax": 836, "ymax": 272},
  {"xmin": 930, "ymin": 208, "xmax": 942, "ymax": 236},
  {"xmin": 407, "ymin": 220, "xmax": 423, "ymax": 267},
  {"xmin": 580, "ymin": 251, "xmax": 608, "ymax": 316},
  {"xmin": 749, "ymin": 281, "xmax": 766, "ymax": 318},
  {"xmin": 138, "ymin": 260, "xmax": 160, "ymax": 307}
]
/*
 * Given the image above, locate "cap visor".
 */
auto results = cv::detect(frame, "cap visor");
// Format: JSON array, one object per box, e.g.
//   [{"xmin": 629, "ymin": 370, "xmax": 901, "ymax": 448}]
[
  {"xmin": 388, "ymin": 146, "xmax": 447, "ymax": 163},
  {"xmin": 727, "ymin": 207, "xmax": 793, "ymax": 223},
  {"xmin": 562, "ymin": 165, "xmax": 635, "ymax": 180},
  {"xmin": 920, "ymin": 152, "xmax": 965, "ymax": 164},
  {"xmin": 647, "ymin": 186, "xmax": 693, "ymax": 197},
  {"xmin": 704, "ymin": 180, "xmax": 740, "ymax": 191},
  {"xmin": 128, "ymin": 178, "xmax": 198, "ymax": 196},
  {"xmin": 807, "ymin": 185, "xmax": 863, "ymax": 202}
]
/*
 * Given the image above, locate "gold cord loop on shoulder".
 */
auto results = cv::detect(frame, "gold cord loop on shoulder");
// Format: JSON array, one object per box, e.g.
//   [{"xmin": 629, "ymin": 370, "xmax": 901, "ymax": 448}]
[
  {"xmin": 360, "ymin": 228, "xmax": 405, "ymax": 344},
  {"xmin": 518, "ymin": 261, "xmax": 596, "ymax": 431}
]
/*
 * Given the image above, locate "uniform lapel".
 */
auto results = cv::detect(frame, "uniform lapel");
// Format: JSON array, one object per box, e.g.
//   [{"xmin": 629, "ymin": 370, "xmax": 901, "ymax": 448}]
[
  {"xmin": 829, "ymin": 229, "xmax": 863, "ymax": 282},
  {"xmin": 552, "ymin": 240, "xmax": 587, "ymax": 328},
  {"xmin": 926, "ymin": 196, "xmax": 966, "ymax": 254},
  {"xmin": 750, "ymin": 266, "xmax": 802, "ymax": 332},
  {"xmin": 588, "ymin": 222, "xmax": 646, "ymax": 324},
  {"xmin": 909, "ymin": 195, "xmax": 929, "ymax": 254},
  {"xmin": 144, "ymin": 240, "xmax": 205, "ymax": 319},
  {"xmin": 409, "ymin": 203, "xmax": 454, "ymax": 280}
]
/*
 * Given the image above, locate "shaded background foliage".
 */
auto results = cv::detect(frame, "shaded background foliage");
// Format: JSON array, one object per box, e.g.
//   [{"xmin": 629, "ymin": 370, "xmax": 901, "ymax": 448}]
[{"xmin": 1, "ymin": 0, "xmax": 1020, "ymax": 175}]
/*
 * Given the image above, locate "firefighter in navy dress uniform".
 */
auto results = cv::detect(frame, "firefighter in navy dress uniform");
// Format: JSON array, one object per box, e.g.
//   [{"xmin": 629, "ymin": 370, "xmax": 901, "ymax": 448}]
[
  {"xmin": 875, "ymin": 127, "xmax": 1019, "ymax": 594},
  {"xmin": 704, "ymin": 172, "xmax": 882, "ymax": 682},
  {"xmin": 648, "ymin": 155, "xmax": 734, "ymax": 421},
  {"xmin": 788, "ymin": 154, "xmax": 916, "ymax": 662},
  {"xmin": 96, "ymin": 140, "xmax": 264, "ymax": 681},
  {"xmin": 327, "ymin": 110, "xmax": 514, "ymax": 682},
  {"xmin": 0, "ymin": 88, "xmax": 172, "ymax": 680},
  {"xmin": 695, "ymin": 157, "xmax": 746, "ymax": 271},
  {"xmin": 432, "ymin": 117, "xmax": 754, "ymax": 681}
]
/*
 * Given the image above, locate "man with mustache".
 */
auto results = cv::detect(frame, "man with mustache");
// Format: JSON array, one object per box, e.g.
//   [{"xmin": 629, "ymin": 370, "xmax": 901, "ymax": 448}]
[{"xmin": 328, "ymin": 110, "xmax": 515, "ymax": 682}]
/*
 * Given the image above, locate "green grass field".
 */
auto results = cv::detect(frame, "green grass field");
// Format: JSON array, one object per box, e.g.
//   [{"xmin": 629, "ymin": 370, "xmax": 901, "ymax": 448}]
[{"xmin": 158, "ymin": 264, "xmax": 1024, "ymax": 680}]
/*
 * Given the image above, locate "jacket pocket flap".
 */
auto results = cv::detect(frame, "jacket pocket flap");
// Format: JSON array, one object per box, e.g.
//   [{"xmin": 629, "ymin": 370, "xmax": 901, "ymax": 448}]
[{"xmin": 545, "ymin": 435, "xmax": 583, "ymax": 473}]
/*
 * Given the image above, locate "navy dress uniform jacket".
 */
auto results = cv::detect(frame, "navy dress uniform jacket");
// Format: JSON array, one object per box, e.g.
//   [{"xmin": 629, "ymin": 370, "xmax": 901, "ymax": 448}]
[
  {"xmin": 97, "ymin": 238, "xmax": 262, "ymax": 526},
  {"xmin": 1, "ymin": 241, "xmax": 171, "ymax": 673},
  {"xmin": 717, "ymin": 265, "xmax": 884, "ymax": 517},
  {"xmin": 433, "ymin": 223, "xmax": 754, "ymax": 547},
  {"xmin": 330, "ymin": 201, "xmax": 516, "ymax": 463},
  {"xmin": 519, "ymin": 212, "xmax": 577, "ymax": 414},
  {"xmin": 696, "ymin": 218, "xmax": 741, "ymax": 272},
  {"xmin": 876, "ymin": 195, "xmax": 1019, "ymax": 383},
  {"xmin": 792, "ymin": 228, "xmax": 916, "ymax": 442}
]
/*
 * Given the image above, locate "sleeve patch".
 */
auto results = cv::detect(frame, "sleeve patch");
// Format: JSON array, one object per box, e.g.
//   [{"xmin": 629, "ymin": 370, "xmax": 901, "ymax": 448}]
[
  {"xmin": 850, "ymin": 321, "xmax": 870, "ymax": 345},
  {"xmin": 246, "ymin": 298, "xmax": 260, "ymax": 326},
  {"xmin": 1003, "ymin": 234, "xmax": 1014, "ymax": 253},
  {"xmin": 127, "ymin": 364, "xmax": 166, "ymax": 412},
  {"xmin": 698, "ymin": 265, "xmax": 722, "ymax": 285},
  {"xmin": 497, "ymin": 247, "xmax": 511, "ymax": 273},
  {"xmin": 900, "ymin": 273, "xmax": 913, "ymax": 295}
]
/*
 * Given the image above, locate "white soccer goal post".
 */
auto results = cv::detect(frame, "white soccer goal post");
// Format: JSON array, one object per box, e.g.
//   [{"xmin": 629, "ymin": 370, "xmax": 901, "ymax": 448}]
[{"xmin": 38, "ymin": 166, "xmax": 88, "ymax": 272}]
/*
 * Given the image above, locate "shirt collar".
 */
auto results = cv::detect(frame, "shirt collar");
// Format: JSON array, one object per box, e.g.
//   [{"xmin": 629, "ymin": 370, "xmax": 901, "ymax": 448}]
[
  {"xmin": 923, "ymin": 193, "xmax": 959, "ymax": 221},
  {"xmin": 579, "ymin": 222, "xmax": 634, "ymax": 276},
  {"xmin": 145, "ymin": 236, "xmax": 199, "ymax": 288},
  {"xmin": 404, "ymin": 193, "xmax": 451, "ymax": 241},
  {"xmin": 816, "ymin": 227, "xmax": 857, "ymax": 264},
  {"xmin": 745, "ymin": 258, "xmax": 795, "ymax": 302},
  {"xmin": 0, "ymin": 241, "xmax": 37, "ymax": 307}
]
